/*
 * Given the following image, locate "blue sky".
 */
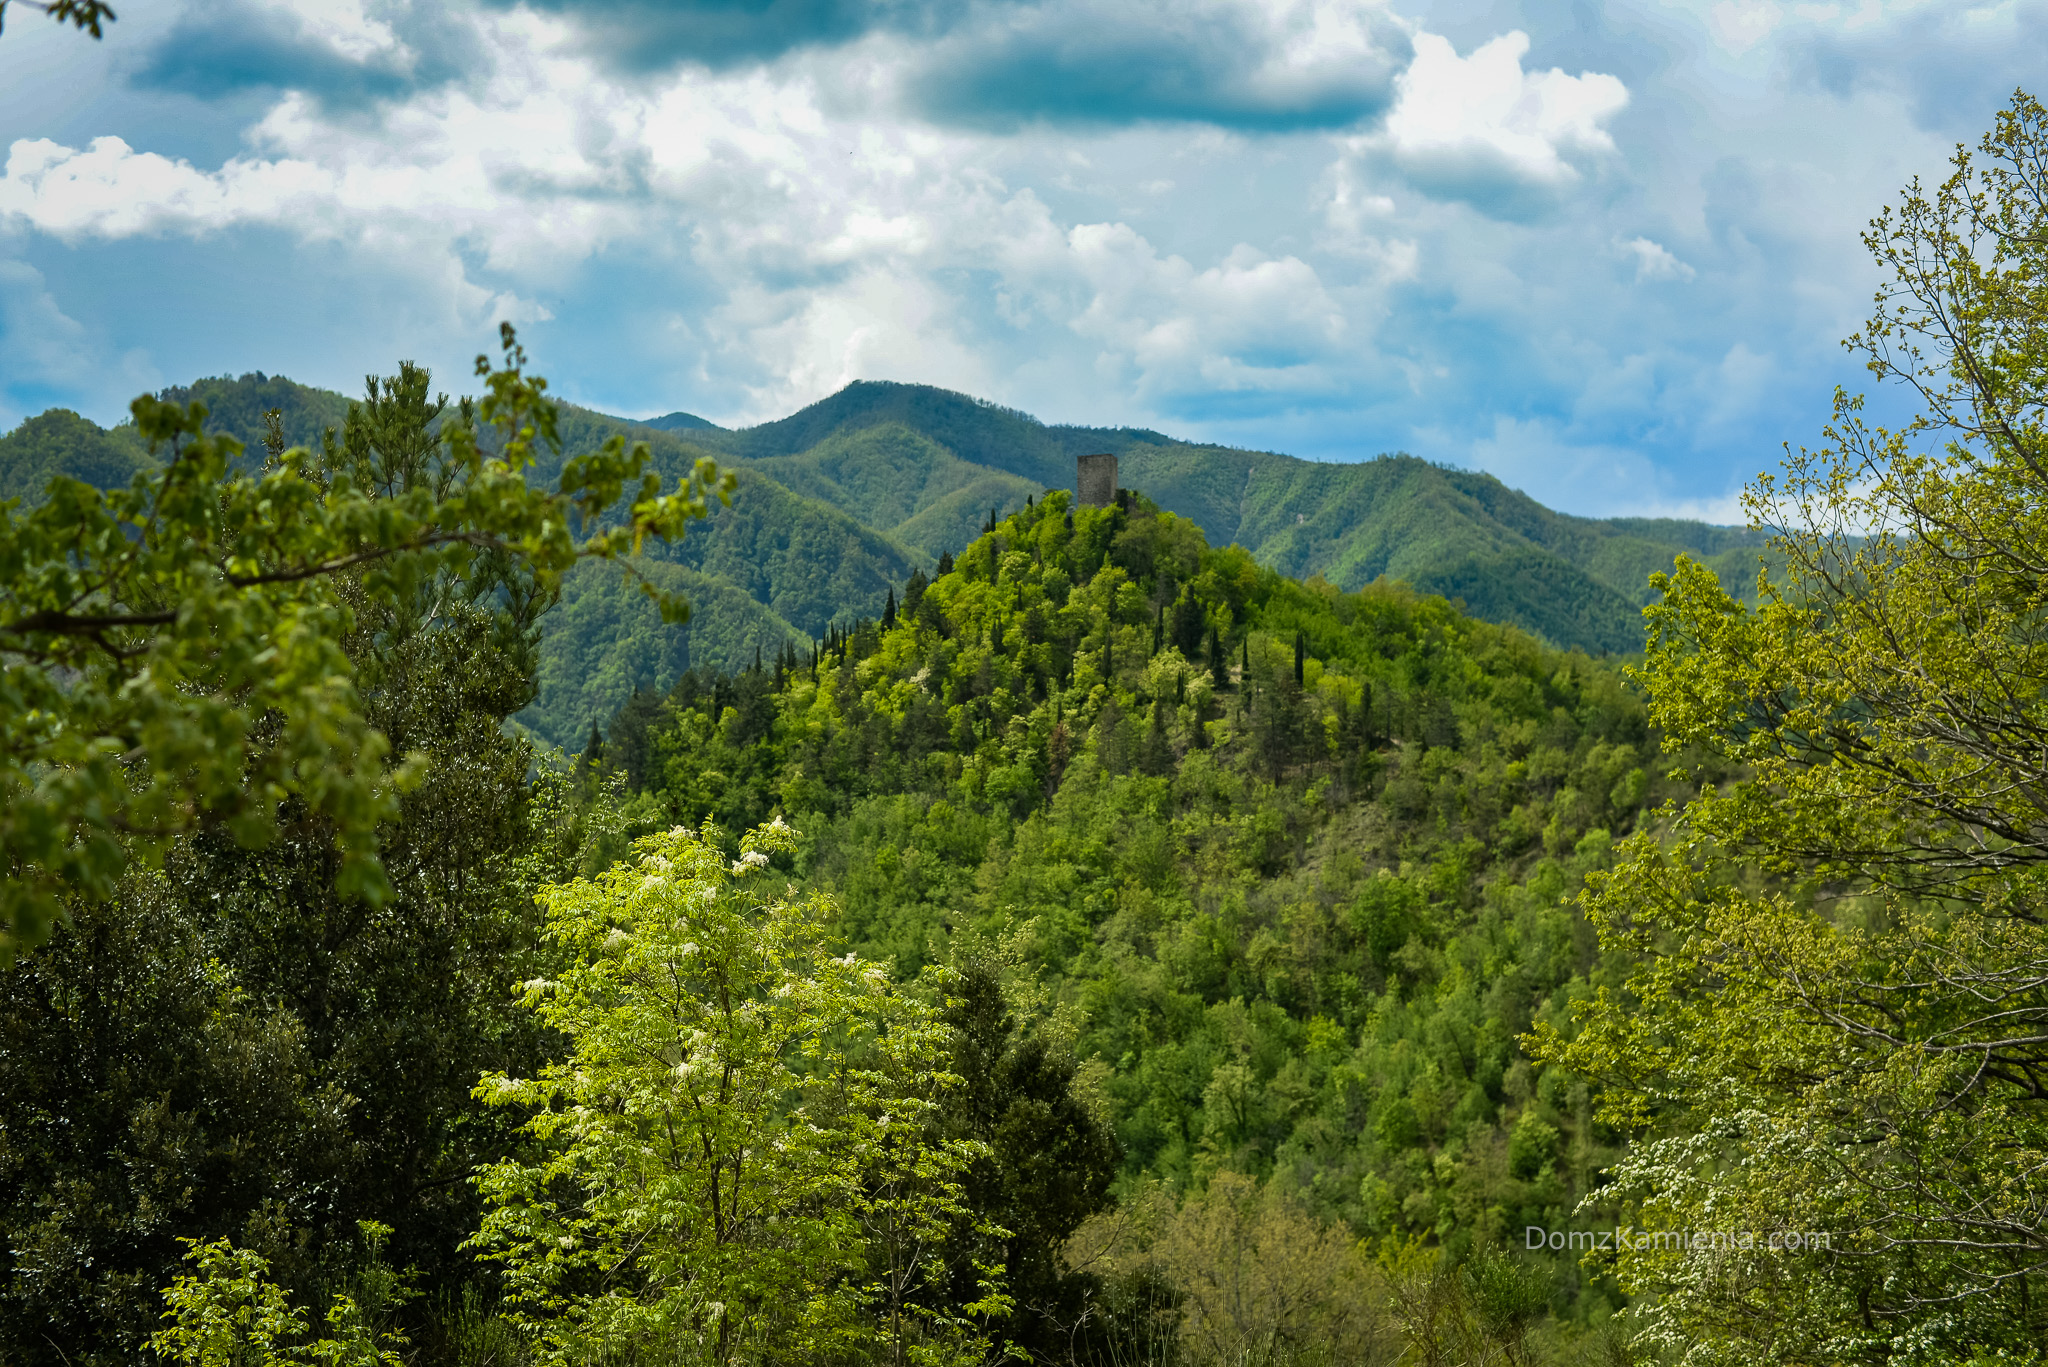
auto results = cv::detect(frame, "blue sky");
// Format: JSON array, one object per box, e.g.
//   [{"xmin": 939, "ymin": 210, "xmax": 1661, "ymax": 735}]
[{"xmin": 0, "ymin": 0, "xmax": 2038, "ymax": 519}]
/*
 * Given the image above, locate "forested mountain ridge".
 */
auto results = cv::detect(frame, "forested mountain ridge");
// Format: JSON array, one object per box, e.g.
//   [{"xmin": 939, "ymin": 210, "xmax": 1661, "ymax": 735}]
[
  {"xmin": 0, "ymin": 382, "xmax": 921, "ymax": 749},
  {"xmin": 670, "ymin": 379, "xmax": 1771, "ymax": 654},
  {"xmin": 589, "ymin": 487, "xmax": 1680, "ymax": 1349},
  {"xmin": 0, "ymin": 371, "xmax": 1765, "ymax": 746}
]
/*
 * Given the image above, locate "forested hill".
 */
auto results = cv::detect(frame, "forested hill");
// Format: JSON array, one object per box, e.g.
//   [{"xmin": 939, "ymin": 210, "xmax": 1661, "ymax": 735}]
[
  {"xmin": 668, "ymin": 380, "xmax": 1771, "ymax": 654},
  {"xmin": 0, "ymin": 371, "xmax": 1767, "ymax": 748},
  {"xmin": 592, "ymin": 488, "xmax": 1681, "ymax": 1342}
]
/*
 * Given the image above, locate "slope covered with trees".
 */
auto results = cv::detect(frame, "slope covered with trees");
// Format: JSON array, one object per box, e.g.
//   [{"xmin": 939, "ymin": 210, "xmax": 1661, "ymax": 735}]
[
  {"xmin": 674, "ymin": 380, "xmax": 1771, "ymax": 654},
  {"xmin": 596, "ymin": 490, "xmax": 1684, "ymax": 1345},
  {"xmin": 0, "ymin": 373, "xmax": 1764, "ymax": 748}
]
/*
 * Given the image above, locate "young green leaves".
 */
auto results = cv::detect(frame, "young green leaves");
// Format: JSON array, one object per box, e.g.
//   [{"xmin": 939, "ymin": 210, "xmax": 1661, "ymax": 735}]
[{"xmin": 0, "ymin": 326, "xmax": 732, "ymax": 963}]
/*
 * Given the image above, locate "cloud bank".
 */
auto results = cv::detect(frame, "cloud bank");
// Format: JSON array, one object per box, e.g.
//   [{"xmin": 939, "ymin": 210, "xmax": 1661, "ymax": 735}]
[{"xmin": 0, "ymin": 0, "xmax": 2034, "ymax": 517}]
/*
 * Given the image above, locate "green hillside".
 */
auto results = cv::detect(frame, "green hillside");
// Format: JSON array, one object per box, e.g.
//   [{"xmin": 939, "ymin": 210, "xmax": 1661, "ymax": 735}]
[
  {"xmin": 536, "ymin": 558, "xmax": 810, "ymax": 750},
  {"xmin": 0, "ymin": 370, "xmax": 1767, "ymax": 749},
  {"xmin": 593, "ymin": 489, "xmax": 1674, "ymax": 1350},
  {"xmin": 0, "ymin": 409, "xmax": 153, "ymax": 503},
  {"xmin": 680, "ymin": 381, "xmax": 1770, "ymax": 652},
  {"xmin": 0, "ymin": 377, "xmax": 915, "ymax": 752}
]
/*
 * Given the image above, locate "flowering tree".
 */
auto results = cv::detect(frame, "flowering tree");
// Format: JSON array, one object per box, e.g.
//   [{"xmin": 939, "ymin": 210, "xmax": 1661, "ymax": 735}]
[
  {"xmin": 1535, "ymin": 92, "xmax": 2048, "ymax": 1361},
  {"xmin": 470, "ymin": 818, "xmax": 1003, "ymax": 1366}
]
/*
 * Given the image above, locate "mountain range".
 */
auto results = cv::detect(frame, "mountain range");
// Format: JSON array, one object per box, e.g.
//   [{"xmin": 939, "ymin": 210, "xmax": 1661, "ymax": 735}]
[{"xmin": 0, "ymin": 374, "xmax": 1770, "ymax": 749}]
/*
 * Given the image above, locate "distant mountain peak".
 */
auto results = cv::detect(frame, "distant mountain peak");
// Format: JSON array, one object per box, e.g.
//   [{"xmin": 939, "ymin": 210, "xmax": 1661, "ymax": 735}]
[{"xmin": 639, "ymin": 411, "xmax": 722, "ymax": 433}]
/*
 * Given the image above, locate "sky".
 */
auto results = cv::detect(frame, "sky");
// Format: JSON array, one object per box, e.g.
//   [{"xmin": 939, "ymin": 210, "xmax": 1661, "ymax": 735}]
[{"xmin": 0, "ymin": 0, "xmax": 2038, "ymax": 521}]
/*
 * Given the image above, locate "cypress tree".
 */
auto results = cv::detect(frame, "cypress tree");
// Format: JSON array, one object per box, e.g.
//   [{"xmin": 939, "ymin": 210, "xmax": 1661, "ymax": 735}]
[
  {"xmin": 1140, "ymin": 698, "xmax": 1171, "ymax": 775},
  {"xmin": 1152, "ymin": 604, "xmax": 1163, "ymax": 656},
  {"xmin": 1242, "ymin": 635, "xmax": 1250, "ymax": 679},
  {"xmin": 883, "ymin": 587, "xmax": 897, "ymax": 630},
  {"xmin": 1209, "ymin": 625, "xmax": 1227, "ymax": 689},
  {"xmin": 1294, "ymin": 632, "xmax": 1305, "ymax": 688}
]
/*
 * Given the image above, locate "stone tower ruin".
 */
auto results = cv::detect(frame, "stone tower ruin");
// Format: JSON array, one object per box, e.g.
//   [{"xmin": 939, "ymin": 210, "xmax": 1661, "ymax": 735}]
[{"xmin": 1077, "ymin": 453, "xmax": 1117, "ymax": 508}]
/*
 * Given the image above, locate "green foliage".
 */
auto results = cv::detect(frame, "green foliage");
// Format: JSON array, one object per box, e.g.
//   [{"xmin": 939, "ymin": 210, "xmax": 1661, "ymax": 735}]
[
  {"xmin": 1534, "ymin": 91, "xmax": 2048, "ymax": 1362},
  {"xmin": 677, "ymin": 377, "xmax": 1770, "ymax": 655},
  {"xmin": 2, "ymin": 369, "xmax": 1763, "ymax": 756},
  {"xmin": 0, "ymin": 354, "xmax": 716, "ymax": 1366},
  {"xmin": 0, "ymin": 330, "xmax": 730, "ymax": 961},
  {"xmin": 938, "ymin": 950, "xmax": 1122, "ymax": 1357},
  {"xmin": 605, "ymin": 490, "xmax": 1678, "ymax": 1335},
  {"xmin": 0, "ymin": 0, "xmax": 115, "ymax": 40},
  {"xmin": 150, "ymin": 1222, "xmax": 409, "ymax": 1367},
  {"xmin": 1069, "ymin": 1172, "xmax": 1397, "ymax": 1366},
  {"xmin": 470, "ymin": 818, "xmax": 995, "ymax": 1367},
  {"xmin": 159, "ymin": 373, "xmax": 354, "ymax": 461},
  {"xmin": 0, "ymin": 408, "xmax": 153, "ymax": 504},
  {"xmin": 528, "ymin": 558, "xmax": 809, "ymax": 754}
]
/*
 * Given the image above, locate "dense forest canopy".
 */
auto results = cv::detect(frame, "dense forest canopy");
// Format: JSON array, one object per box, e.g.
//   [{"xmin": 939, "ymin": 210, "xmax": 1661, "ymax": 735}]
[{"xmin": 3, "ymin": 67, "xmax": 2047, "ymax": 1367}]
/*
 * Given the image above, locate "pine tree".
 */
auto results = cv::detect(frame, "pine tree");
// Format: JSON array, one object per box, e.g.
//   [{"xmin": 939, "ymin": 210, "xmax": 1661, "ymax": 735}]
[
  {"xmin": 883, "ymin": 587, "xmax": 897, "ymax": 630},
  {"xmin": 937, "ymin": 550, "xmax": 955, "ymax": 576}
]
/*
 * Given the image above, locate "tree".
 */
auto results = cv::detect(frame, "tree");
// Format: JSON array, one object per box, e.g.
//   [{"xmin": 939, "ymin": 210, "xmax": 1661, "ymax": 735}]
[
  {"xmin": 936, "ymin": 956, "xmax": 1119, "ymax": 1358},
  {"xmin": 0, "ymin": 358, "xmax": 657, "ymax": 1364},
  {"xmin": 0, "ymin": 326, "xmax": 731, "ymax": 962},
  {"xmin": 469, "ymin": 818, "xmax": 993, "ymax": 1367},
  {"xmin": 1535, "ymin": 91, "xmax": 2048, "ymax": 1359},
  {"xmin": 0, "ymin": 0, "xmax": 112, "ymax": 40},
  {"xmin": 150, "ymin": 1223, "xmax": 409, "ymax": 1367}
]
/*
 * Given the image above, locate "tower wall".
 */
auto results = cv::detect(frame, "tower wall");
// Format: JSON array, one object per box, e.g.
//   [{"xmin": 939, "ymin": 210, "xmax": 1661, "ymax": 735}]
[{"xmin": 1077, "ymin": 452, "xmax": 1117, "ymax": 508}]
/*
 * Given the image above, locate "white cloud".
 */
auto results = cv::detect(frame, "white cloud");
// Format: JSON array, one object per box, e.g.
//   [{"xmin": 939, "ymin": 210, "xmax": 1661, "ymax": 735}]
[
  {"xmin": 0, "ymin": 0, "xmax": 2019, "ymax": 521},
  {"xmin": 1236, "ymin": 0, "xmax": 1407, "ymax": 107},
  {"xmin": 253, "ymin": 0, "xmax": 409, "ymax": 65},
  {"xmin": 1707, "ymin": 0, "xmax": 1784, "ymax": 53},
  {"xmin": 721, "ymin": 267, "xmax": 994, "ymax": 419},
  {"xmin": 1058, "ymin": 227, "xmax": 1347, "ymax": 398},
  {"xmin": 1363, "ymin": 30, "xmax": 1629, "ymax": 198},
  {"xmin": 1619, "ymin": 235, "xmax": 1696, "ymax": 282}
]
